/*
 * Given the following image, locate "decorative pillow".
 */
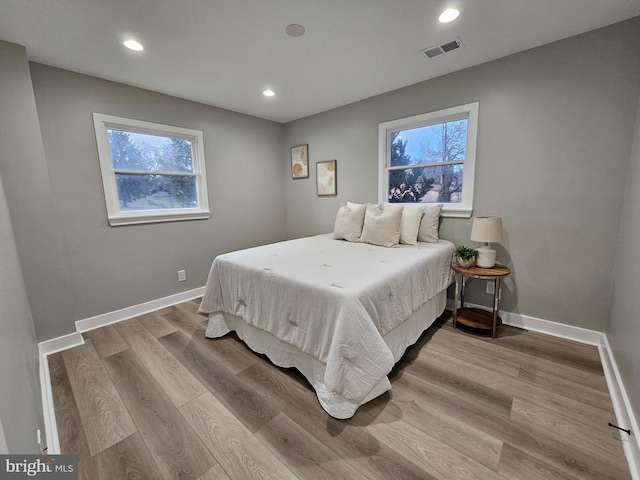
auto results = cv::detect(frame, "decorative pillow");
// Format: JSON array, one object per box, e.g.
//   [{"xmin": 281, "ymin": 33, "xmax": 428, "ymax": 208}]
[
  {"xmin": 417, "ymin": 204, "xmax": 443, "ymax": 243},
  {"xmin": 347, "ymin": 201, "xmax": 380, "ymax": 210},
  {"xmin": 398, "ymin": 204, "xmax": 426, "ymax": 245},
  {"xmin": 333, "ymin": 203, "xmax": 366, "ymax": 242},
  {"xmin": 360, "ymin": 203, "xmax": 404, "ymax": 247}
]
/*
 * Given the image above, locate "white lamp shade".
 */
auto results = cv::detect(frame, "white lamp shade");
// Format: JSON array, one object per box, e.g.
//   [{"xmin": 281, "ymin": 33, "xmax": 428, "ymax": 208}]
[
  {"xmin": 470, "ymin": 216, "xmax": 503, "ymax": 243},
  {"xmin": 470, "ymin": 216, "xmax": 503, "ymax": 268}
]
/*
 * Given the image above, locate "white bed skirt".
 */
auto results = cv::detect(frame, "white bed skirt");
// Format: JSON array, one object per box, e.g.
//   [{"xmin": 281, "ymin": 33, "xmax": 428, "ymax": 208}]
[{"xmin": 205, "ymin": 290, "xmax": 447, "ymax": 419}]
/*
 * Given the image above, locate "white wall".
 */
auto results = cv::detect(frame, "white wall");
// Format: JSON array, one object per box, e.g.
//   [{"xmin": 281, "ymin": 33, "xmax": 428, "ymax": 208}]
[{"xmin": 283, "ymin": 17, "xmax": 640, "ymax": 332}]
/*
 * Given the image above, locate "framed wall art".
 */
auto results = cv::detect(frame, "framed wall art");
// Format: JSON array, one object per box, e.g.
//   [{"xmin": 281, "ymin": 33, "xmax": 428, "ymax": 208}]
[
  {"xmin": 290, "ymin": 144, "xmax": 309, "ymax": 179},
  {"xmin": 316, "ymin": 160, "xmax": 337, "ymax": 196}
]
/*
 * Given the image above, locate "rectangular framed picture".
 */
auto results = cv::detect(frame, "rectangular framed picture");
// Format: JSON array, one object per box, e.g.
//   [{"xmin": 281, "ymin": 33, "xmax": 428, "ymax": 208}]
[
  {"xmin": 290, "ymin": 144, "xmax": 309, "ymax": 179},
  {"xmin": 316, "ymin": 160, "xmax": 337, "ymax": 196}
]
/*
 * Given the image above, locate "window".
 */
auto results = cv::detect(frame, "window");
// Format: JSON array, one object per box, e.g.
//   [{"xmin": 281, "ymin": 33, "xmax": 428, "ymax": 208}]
[
  {"xmin": 378, "ymin": 102, "xmax": 479, "ymax": 217},
  {"xmin": 93, "ymin": 113, "xmax": 210, "ymax": 226}
]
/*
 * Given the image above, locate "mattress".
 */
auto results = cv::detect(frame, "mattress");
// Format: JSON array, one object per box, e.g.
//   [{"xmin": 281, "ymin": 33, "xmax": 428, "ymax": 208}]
[{"xmin": 199, "ymin": 233, "xmax": 454, "ymax": 418}]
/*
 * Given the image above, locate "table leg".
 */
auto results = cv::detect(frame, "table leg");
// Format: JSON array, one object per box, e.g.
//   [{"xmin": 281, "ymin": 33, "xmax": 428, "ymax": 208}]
[
  {"xmin": 492, "ymin": 278, "xmax": 501, "ymax": 338},
  {"xmin": 453, "ymin": 273, "xmax": 460, "ymax": 328},
  {"xmin": 460, "ymin": 276, "xmax": 466, "ymax": 308}
]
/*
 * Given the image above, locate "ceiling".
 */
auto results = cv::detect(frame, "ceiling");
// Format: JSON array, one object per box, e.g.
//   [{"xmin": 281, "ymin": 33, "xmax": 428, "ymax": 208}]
[{"xmin": 1, "ymin": 0, "xmax": 639, "ymax": 123}]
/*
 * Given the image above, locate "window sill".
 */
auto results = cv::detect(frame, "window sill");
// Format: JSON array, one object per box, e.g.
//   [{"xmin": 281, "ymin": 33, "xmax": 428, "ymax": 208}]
[
  {"xmin": 107, "ymin": 210, "xmax": 211, "ymax": 226},
  {"xmin": 441, "ymin": 206, "xmax": 472, "ymax": 218}
]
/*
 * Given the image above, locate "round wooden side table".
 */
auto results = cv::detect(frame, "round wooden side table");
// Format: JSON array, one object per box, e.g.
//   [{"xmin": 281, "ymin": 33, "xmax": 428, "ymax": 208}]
[{"xmin": 452, "ymin": 262, "xmax": 511, "ymax": 338}]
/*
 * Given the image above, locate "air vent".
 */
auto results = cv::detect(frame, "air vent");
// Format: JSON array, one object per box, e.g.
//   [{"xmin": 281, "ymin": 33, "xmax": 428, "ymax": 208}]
[
  {"xmin": 420, "ymin": 37, "xmax": 464, "ymax": 59},
  {"xmin": 423, "ymin": 46, "xmax": 443, "ymax": 58}
]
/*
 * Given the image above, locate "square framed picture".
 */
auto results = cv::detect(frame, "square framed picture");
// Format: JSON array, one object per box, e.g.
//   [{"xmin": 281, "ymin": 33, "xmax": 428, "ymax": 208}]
[
  {"xmin": 290, "ymin": 144, "xmax": 309, "ymax": 179},
  {"xmin": 316, "ymin": 160, "xmax": 337, "ymax": 196}
]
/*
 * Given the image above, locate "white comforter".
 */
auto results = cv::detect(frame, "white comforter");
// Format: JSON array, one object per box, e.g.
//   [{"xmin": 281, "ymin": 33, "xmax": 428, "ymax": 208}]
[{"xmin": 199, "ymin": 234, "xmax": 454, "ymax": 407}]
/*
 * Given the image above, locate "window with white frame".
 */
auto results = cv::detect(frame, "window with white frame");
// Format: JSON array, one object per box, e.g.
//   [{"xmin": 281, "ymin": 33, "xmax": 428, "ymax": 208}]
[
  {"xmin": 378, "ymin": 102, "xmax": 479, "ymax": 217},
  {"xmin": 93, "ymin": 113, "xmax": 210, "ymax": 226}
]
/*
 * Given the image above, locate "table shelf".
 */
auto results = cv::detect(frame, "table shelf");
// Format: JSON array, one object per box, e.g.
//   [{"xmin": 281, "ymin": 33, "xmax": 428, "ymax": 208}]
[
  {"xmin": 452, "ymin": 262, "xmax": 511, "ymax": 339},
  {"xmin": 455, "ymin": 307, "xmax": 502, "ymax": 331}
]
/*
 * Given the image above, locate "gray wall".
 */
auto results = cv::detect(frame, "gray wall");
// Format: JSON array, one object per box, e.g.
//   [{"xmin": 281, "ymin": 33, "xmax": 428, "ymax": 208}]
[
  {"xmin": 0, "ymin": 41, "xmax": 45, "ymax": 453},
  {"xmin": 28, "ymin": 64, "xmax": 286, "ymax": 340},
  {"xmin": 283, "ymin": 17, "xmax": 640, "ymax": 332},
  {"xmin": 607, "ymin": 99, "xmax": 640, "ymax": 436}
]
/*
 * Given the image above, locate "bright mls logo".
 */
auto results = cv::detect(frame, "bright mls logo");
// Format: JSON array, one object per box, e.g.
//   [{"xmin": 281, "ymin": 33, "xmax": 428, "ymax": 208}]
[{"xmin": 1, "ymin": 455, "xmax": 77, "ymax": 479}]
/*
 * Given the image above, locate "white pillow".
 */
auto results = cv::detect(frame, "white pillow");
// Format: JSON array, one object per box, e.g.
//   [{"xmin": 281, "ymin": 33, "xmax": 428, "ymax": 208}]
[
  {"xmin": 347, "ymin": 201, "xmax": 380, "ymax": 210},
  {"xmin": 333, "ymin": 203, "xmax": 366, "ymax": 242},
  {"xmin": 360, "ymin": 203, "xmax": 404, "ymax": 247},
  {"xmin": 384, "ymin": 202, "xmax": 426, "ymax": 245},
  {"xmin": 399, "ymin": 205, "xmax": 426, "ymax": 245},
  {"xmin": 417, "ymin": 204, "xmax": 443, "ymax": 243}
]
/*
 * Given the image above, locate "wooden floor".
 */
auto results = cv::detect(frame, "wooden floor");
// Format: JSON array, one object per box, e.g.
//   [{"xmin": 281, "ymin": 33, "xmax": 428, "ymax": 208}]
[{"xmin": 48, "ymin": 299, "xmax": 632, "ymax": 480}]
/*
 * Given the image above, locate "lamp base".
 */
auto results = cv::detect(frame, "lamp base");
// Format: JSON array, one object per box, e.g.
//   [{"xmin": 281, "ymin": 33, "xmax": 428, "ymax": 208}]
[{"xmin": 476, "ymin": 246, "xmax": 496, "ymax": 268}]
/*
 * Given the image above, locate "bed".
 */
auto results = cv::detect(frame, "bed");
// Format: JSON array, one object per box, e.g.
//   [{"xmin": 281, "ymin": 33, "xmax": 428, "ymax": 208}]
[{"xmin": 199, "ymin": 220, "xmax": 455, "ymax": 418}]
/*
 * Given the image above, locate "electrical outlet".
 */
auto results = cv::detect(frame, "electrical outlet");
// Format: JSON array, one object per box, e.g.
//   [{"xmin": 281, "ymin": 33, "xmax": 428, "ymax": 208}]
[
  {"xmin": 178, "ymin": 270, "xmax": 186, "ymax": 282},
  {"xmin": 486, "ymin": 281, "xmax": 495, "ymax": 295}
]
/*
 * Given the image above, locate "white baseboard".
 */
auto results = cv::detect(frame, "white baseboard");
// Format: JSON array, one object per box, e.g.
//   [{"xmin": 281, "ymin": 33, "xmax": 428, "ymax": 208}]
[
  {"xmin": 500, "ymin": 310, "xmax": 604, "ymax": 345},
  {"xmin": 38, "ymin": 331, "xmax": 85, "ymax": 455},
  {"xmin": 39, "ymin": 287, "xmax": 205, "ymax": 455},
  {"xmin": 0, "ymin": 417, "xmax": 8, "ymax": 454},
  {"xmin": 75, "ymin": 286, "xmax": 205, "ymax": 333},
  {"xmin": 39, "ymin": 350, "xmax": 61, "ymax": 455},
  {"xmin": 599, "ymin": 336, "xmax": 640, "ymax": 480},
  {"xmin": 38, "ymin": 331, "xmax": 85, "ymax": 357}
]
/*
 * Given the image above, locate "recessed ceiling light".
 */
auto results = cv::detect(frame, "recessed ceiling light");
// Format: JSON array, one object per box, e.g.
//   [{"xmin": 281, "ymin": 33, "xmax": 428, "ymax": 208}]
[
  {"xmin": 123, "ymin": 39, "xmax": 144, "ymax": 51},
  {"xmin": 438, "ymin": 8, "xmax": 460, "ymax": 23},
  {"xmin": 285, "ymin": 24, "xmax": 305, "ymax": 37},
  {"xmin": 263, "ymin": 89, "xmax": 276, "ymax": 97}
]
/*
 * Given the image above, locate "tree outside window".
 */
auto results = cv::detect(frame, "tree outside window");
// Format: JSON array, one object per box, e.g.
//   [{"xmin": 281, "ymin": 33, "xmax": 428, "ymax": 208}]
[
  {"xmin": 379, "ymin": 103, "xmax": 478, "ymax": 218},
  {"xmin": 107, "ymin": 130, "xmax": 197, "ymax": 210},
  {"xmin": 93, "ymin": 113, "xmax": 209, "ymax": 226},
  {"xmin": 388, "ymin": 119, "xmax": 467, "ymax": 203}
]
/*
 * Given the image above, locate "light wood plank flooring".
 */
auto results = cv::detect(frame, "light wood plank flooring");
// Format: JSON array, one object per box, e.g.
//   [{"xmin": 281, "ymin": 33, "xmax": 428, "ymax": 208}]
[{"xmin": 48, "ymin": 299, "xmax": 632, "ymax": 479}]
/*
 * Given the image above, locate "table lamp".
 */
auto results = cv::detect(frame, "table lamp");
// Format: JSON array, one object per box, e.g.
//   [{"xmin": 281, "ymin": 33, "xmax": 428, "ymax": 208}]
[{"xmin": 470, "ymin": 216, "xmax": 503, "ymax": 268}]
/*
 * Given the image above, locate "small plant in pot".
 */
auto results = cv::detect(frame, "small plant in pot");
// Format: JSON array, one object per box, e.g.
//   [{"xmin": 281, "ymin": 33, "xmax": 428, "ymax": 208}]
[{"xmin": 454, "ymin": 245, "xmax": 479, "ymax": 268}]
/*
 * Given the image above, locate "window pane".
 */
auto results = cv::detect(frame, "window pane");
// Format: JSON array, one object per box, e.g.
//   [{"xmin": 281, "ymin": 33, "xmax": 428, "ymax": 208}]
[
  {"xmin": 115, "ymin": 173, "xmax": 198, "ymax": 211},
  {"xmin": 107, "ymin": 130, "xmax": 194, "ymax": 173},
  {"xmin": 391, "ymin": 119, "xmax": 468, "ymax": 167},
  {"xmin": 388, "ymin": 164, "xmax": 463, "ymax": 204}
]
